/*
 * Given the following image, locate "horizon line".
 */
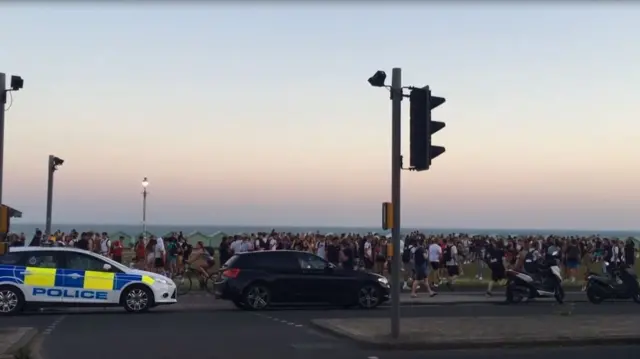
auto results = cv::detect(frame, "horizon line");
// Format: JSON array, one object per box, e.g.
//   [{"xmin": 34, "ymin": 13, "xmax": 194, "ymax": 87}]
[{"xmin": 14, "ymin": 222, "xmax": 640, "ymax": 233}]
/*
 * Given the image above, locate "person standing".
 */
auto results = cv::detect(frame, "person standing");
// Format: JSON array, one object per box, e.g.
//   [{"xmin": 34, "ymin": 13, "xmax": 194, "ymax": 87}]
[
  {"xmin": 111, "ymin": 236, "xmax": 124, "ymax": 263},
  {"xmin": 154, "ymin": 236, "xmax": 166, "ymax": 274},
  {"xmin": 486, "ymin": 240, "xmax": 507, "ymax": 297},
  {"xmin": 428, "ymin": 239, "xmax": 443, "ymax": 288},
  {"xmin": 411, "ymin": 241, "xmax": 437, "ymax": 298}
]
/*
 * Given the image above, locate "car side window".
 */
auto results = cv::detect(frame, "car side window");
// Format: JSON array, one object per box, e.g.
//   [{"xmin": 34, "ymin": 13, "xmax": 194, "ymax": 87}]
[
  {"xmin": 0, "ymin": 253, "xmax": 24, "ymax": 265},
  {"xmin": 65, "ymin": 253, "xmax": 115, "ymax": 272},
  {"xmin": 297, "ymin": 253, "xmax": 328, "ymax": 270},
  {"xmin": 247, "ymin": 253, "xmax": 300, "ymax": 271},
  {"xmin": 24, "ymin": 252, "xmax": 59, "ymax": 268}
]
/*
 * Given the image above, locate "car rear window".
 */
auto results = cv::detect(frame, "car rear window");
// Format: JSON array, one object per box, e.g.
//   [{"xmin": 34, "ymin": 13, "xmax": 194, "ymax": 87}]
[{"xmin": 222, "ymin": 255, "xmax": 240, "ymax": 268}]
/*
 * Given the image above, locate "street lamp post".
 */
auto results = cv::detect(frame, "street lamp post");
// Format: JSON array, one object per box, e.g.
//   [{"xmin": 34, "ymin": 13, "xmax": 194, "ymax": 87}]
[{"xmin": 141, "ymin": 177, "xmax": 149, "ymax": 238}]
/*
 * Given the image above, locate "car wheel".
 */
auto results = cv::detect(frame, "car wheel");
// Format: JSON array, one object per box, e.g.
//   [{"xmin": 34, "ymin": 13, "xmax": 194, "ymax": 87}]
[
  {"xmin": 632, "ymin": 291, "xmax": 640, "ymax": 304},
  {"xmin": 0, "ymin": 286, "xmax": 24, "ymax": 316},
  {"xmin": 122, "ymin": 285, "xmax": 153, "ymax": 313},
  {"xmin": 357, "ymin": 284, "xmax": 381, "ymax": 309},
  {"xmin": 243, "ymin": 284, "xmax": 271, "ymax": 311},
  {"xmin": 232, "ymin": 300, "xmax": 247, "ymax": 309}
]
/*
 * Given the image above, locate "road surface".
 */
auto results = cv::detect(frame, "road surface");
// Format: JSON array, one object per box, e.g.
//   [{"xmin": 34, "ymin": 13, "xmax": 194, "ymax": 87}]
[{"xmin": 0, "ymin": 296, "xmax": 637, "ymax": 359}]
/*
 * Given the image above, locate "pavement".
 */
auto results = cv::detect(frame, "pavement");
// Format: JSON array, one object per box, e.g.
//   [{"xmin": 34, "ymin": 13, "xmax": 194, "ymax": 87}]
[
  {"xmin": 0, "ymin": 327, "xmax": 37, "ymax": 359},
  {"xmin": 311, "ymin": 315, "xmax": 640, "ymax": 349},
  {"xmin": 0, "ymin": 294, "xmax": 639, "ymax": 359}
]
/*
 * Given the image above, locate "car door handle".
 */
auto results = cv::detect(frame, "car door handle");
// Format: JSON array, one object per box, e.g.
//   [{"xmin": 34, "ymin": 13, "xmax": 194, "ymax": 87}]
[
  {"xmin": 66, "ymin": 273, "xmax": 82, "ymax": 279},
  {"xmin": 20, "ymin": 271, "xmax": 31, "ymax": 275}
]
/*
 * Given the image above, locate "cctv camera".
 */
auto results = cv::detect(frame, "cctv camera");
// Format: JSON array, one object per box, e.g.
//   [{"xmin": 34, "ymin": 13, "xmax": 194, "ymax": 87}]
[
  {"xmin": 10, "ymin": 76, "xmax": 23, "ymax": 91},
  {"xmin": 367, "ymin": 70, "xmax": 387, "ymax": 87}
]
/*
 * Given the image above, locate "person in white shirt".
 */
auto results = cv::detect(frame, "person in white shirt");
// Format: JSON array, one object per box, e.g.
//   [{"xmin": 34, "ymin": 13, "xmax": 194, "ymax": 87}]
[
  {"xmin": 154, "ymin": 236, "xmax": 166, "ymax": 274},
  {"xmin": 99, "ymin": 235, "xmax": 111, "ymax": 258},
  {"xmin": 443, "ymin": 239, "xmax": 459, "ymax": 288},
  {"xmin": 316, "ymin": 239, "xmax": 326, "ymax": 260},
  {"xmin": 363, "ymin": 238, "xmax": 373, "ymax": 270},
  {"xmin": 428, "ymin": 240, "xmax": 443, "ymax": 287},
  {"xmin": 229, "ymin": 238, "xmax": 243, "ymax": 254},
  {"xmin": 269, "ymin": 237, "xmax": 278, "ymax": 251}
]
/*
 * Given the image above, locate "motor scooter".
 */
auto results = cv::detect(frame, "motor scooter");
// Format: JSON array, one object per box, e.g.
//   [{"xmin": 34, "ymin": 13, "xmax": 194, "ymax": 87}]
[
  {"xmin": 586, "ymin": 262, "xmax": 640, "ymax": 304},
  {"xmin": 505, "ymin": 251, "xmax": 564, "ymax": 304}
]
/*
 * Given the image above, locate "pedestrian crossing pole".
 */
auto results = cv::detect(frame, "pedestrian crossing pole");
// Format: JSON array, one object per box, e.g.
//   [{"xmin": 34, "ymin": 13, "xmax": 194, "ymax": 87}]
[{"xmin": 389, "ymin": 68, "xmax": 402, "ymax": 339}]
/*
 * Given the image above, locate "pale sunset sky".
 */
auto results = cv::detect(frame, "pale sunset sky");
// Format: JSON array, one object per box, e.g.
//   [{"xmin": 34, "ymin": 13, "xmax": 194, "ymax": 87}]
[{"xmin": 1, "ymin": 3, "xmax": 639, "ymax": 230}]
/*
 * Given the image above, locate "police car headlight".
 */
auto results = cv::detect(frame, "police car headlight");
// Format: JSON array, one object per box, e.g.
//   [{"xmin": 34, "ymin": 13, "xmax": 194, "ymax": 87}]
[
  {"xmin": 378, "ymin": 277, "xmax": 389, "ymax": 285},
  {"xmin": 155, "ymin": 278, "xmax": 170, "ymax": 285}
]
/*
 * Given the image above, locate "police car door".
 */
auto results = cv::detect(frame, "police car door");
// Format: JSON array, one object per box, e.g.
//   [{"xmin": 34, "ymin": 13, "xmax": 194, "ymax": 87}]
[
  {"xmin": 60, "ymin": 252, "xmax": 118, "ymax": 304},
  {"xmin": 21, "ymin": 251, "xmax": 65, "ymax": 304}
]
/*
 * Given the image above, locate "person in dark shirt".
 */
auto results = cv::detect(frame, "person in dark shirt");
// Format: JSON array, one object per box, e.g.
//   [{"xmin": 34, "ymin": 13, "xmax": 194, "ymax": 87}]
[
  {"xmin": 340, "ymin": 241, "xmax": 354, "ymax": 270},
  {"xmin": 327, "ymin": 238, "xmax": 340, "ymax": 265},
  {"xmin": 75, "ymin": 232, "xmax": 89, "ymax": 251},
  {"xmin": 486, "ymin": 240, "xmax": 506, "ymax": 297},
  {"xmin": 624, "ymin": 239, "xmax": 635, "ymax": 267},
  {"xmin": 410, "ymin": 242, "xmax": 437, "ymax": 298},
  {"xmin": 219, "ymin": 237, "xmax": 231, "ymax": 266},
  {"xmin": 30, "ymin": 230, "xmax": 42, "ymax": 247}
]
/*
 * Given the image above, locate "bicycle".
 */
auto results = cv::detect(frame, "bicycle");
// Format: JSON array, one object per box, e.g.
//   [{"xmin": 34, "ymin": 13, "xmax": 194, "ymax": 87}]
[{"xmin": 171, "ymin": 264, "xmax": 217, "ymax": 296}]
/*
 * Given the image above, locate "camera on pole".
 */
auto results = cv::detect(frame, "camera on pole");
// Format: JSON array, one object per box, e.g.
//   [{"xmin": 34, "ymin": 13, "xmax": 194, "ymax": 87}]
[
  {"xmin": 45, "ymin": 155, "xmax": 64, "ymax": 236},
  {"xmin": 49, "ymin": 156, "xmax": 64, "ymax": 172},
  {"xmin": 409, "ymin": 86, "xmax": 446, "ymax": 171}
]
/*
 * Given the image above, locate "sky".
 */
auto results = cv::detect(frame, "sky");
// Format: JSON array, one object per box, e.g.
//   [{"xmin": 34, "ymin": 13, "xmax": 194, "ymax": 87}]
[{"xmin": 1, "ymin": 3, "xmax": 639, "ymax": 230}]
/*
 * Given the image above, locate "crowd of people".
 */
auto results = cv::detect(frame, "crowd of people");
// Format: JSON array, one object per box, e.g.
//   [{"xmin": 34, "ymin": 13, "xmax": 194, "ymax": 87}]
[
  {"xmin": 218, "ymin": 231, "xmax": 639, "ymax": 296},
  {"xmin": 2, "ymin": 229, "xmax": 217, "ymax": 280},
  {"xmin": 4, "ymin": 228, "xmax": 639, "ymax": 297}
]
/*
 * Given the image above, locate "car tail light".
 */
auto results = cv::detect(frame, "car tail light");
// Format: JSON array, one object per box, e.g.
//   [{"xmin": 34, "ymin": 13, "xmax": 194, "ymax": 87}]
[{"xmin": 222, "ymin": 268, "xmax": 240, "ymax": 279}]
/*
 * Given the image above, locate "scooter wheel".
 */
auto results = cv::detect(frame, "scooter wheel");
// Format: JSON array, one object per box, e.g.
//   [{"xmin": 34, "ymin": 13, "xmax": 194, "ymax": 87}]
[
  {"xmin": 586, "ymin": 286, "xmax": 604, "ymax": 304},
  {"xmin": 554, "ymin": 285, "xmax": 565, "ymax": 304},
  {"xmin": 506, "ymin": 287, "xmax": 524, "ymax": 304}
]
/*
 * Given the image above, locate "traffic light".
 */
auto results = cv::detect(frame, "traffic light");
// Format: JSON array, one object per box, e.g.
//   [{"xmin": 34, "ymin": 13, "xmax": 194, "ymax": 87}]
[
  {"xmin": 409, "ymin": 87, "xmax": 446, "ymax": 171},
  {"xmin": 382, "ymin": 202, "xmax": 394, "ymax": 230}
]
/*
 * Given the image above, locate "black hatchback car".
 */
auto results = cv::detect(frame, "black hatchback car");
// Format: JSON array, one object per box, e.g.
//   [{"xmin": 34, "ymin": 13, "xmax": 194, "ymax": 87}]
[{"xmin": 214, "ymin": 250, "xmax": 390, "ymax": 310}]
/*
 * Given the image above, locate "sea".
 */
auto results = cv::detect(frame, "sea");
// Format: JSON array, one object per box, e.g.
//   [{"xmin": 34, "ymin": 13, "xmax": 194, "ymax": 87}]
[{"xmin": 8, "ymin": 223, "xmax": 640, "ymax": 239}]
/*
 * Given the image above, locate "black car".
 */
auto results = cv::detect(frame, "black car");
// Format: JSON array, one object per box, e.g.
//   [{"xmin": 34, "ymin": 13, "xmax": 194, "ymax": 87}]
[{"xmin": 214, "ymin": 250, "xmax": 390, "ymax": 310}]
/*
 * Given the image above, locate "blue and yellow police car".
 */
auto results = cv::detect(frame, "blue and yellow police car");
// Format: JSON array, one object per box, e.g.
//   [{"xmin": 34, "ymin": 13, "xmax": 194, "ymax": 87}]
[{"xmin": 0, "ymin": 246, "xmax": 177, "ymax": 315}]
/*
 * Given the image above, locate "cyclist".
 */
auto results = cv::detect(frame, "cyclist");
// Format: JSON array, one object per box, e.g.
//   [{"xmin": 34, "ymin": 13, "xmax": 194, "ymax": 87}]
[{"xmin": 184, "ymin": 241, "xmax": 216, "ymax": 289}]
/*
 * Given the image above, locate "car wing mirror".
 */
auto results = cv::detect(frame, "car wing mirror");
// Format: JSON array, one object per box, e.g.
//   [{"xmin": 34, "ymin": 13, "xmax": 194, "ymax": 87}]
[{"xmin": 103, "ymin": 263, "xmax": 112, "ymax": 271}]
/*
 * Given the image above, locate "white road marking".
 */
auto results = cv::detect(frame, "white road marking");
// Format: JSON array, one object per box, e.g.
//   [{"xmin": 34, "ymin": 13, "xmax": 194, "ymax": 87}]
[{"xmin": 42, "ymin": 315, "xmax": 66, "ymax": 335}]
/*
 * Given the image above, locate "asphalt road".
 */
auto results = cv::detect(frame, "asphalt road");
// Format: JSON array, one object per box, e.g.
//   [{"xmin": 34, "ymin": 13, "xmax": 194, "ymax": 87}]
[{"xmin": 1, "ymin": 298, "xmax": 639, "ymax": 359}]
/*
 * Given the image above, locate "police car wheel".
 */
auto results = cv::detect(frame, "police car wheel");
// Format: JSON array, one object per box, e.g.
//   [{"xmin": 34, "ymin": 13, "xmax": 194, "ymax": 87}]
[
  {"xmin": 0, "ymin": 286, "xmax": 24, "ymax": 316},
  {"xmin": 122, "ymin": 285, "xmax": 153, "ymax": 313}
]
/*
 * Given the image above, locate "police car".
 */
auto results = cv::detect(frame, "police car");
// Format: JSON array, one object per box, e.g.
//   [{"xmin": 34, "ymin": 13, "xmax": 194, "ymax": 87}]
[{"xmin": 0, "ymin": 246, "xmax": 177, "ymax": 315}]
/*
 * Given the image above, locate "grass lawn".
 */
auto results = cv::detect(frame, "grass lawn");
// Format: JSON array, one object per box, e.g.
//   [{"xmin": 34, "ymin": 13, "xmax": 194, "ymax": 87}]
[
  {"xmin": 121, "ymin": 249, "xmax": 639, "ymax": 289},
  {"xmin": 453, "ymin": 260, "xmax": 640, "ymax": 286}
]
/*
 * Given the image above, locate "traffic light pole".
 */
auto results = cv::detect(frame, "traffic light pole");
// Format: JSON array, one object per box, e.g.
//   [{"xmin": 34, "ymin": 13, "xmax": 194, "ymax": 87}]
[
  {"xmin": 0, "ymin": 73, "xmax": 6, "ymax": 206},
  {"xmin": 390, "ymin": 68, "xmax": 402, "ymax": 339},
  {"xmin": 45, "ymin": 155, "xmax": 55, "ymax": 236}
]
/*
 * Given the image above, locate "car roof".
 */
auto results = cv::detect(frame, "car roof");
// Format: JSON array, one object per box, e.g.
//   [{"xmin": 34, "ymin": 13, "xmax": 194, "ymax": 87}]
[
  {"xmin": 236, "ymin": 250, "xmax": 310, "ymax": 256},
  {"xmin": 8, "ymin": 246, "xmax": 131, "ymax": 272}
]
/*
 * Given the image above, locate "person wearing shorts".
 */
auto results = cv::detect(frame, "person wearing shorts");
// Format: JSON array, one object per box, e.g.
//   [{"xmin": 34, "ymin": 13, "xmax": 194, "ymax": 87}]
[
  {"xmin": 428, "ymin": 240, "xmax": 442, "ymax": 287},
  {"xmin": 411, "ymin": 243, "xmax": 436, "ymax": 298}
]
